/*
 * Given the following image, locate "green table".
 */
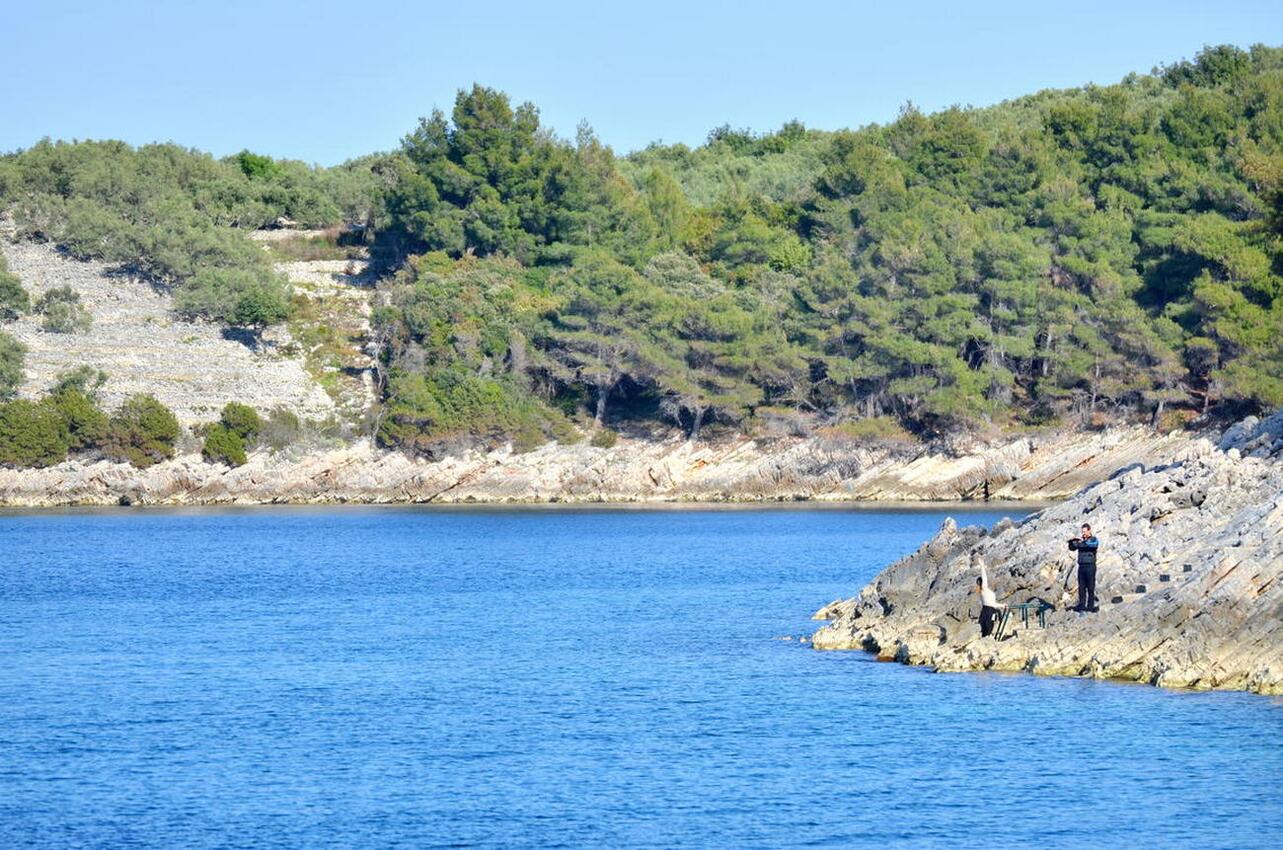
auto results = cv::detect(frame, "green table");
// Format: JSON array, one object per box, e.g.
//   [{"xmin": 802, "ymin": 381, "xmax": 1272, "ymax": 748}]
[{"xmin": 994, "ymin": 599, "xmax": 1055, "ymax": 640}]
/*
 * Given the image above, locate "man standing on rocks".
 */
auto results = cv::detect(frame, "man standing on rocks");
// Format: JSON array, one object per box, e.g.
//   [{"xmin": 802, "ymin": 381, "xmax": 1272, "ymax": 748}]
[
  {"xmin": 1069, "ymin": 523, "xmax": 1100, "ymax": 612},
  {"xmin": 972, "ymin": 552, "xmax": 1006, "ymax": 637}
]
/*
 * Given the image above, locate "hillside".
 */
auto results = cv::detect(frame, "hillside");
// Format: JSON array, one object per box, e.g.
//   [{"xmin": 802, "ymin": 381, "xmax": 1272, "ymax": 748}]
[
  {"xmin": 2, "ymin": 239, "xmax": 337, "ymax": 424},
  {"xmin": 0, "ymin": 44, "xmax": 1281, "ymax": 477}
]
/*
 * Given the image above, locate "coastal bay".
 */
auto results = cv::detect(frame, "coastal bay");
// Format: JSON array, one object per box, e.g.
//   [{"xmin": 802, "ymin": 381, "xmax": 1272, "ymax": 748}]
[{"xmin": 2, "ymin": 505, "xmax": 1280, "ymax": 846}]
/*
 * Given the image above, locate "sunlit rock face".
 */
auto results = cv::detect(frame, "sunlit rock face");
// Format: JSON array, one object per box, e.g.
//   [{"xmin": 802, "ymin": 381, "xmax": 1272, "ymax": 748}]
[{"xmin": 812, "ymin": 413, "xmax": 1283, "ymax": 695}]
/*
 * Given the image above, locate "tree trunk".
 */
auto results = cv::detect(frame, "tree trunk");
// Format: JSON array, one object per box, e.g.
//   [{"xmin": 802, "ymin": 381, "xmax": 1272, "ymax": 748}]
[{"xmin": 594, "ymin": 381, "xmax": 613, "ymax": 427}]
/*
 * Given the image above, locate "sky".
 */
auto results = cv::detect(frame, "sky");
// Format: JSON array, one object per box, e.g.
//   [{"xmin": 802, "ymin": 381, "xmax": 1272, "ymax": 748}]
[{"xmin": 5, "ymin": 1, "xmax": 1282, "ymax": 165}]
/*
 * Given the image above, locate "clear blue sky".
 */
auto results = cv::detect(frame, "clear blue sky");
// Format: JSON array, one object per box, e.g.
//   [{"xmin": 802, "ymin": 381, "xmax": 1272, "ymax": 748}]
[{"xmin": 6, "ymin": 1, "xmax": 1281, "ymax": 165}]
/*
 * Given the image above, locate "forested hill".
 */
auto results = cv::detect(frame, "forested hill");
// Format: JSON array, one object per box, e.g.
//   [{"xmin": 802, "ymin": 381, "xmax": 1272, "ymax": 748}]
[{"xmin": 3, "ymin": 43, "xmax": 1283, "ymax": 458}]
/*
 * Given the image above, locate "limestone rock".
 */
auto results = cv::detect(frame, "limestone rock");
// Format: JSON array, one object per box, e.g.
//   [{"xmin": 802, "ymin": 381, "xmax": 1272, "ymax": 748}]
[
  {"xmin": 810, "ymin": 412, "xmax": 1283, "ymax": 696},
  {"xmin": 0, "ymin": 422, "xmax": 1225, "ymax": 507}
]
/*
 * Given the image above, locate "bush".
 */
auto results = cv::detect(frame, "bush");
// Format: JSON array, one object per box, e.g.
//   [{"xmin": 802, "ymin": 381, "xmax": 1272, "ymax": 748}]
[
  {"xmin": 818, "ymin": 417, "xmax": 914, "ymax": 444},
  {"xmin": 258, "ymin": 407, "xmax": 301, "ymax": 451},
  {"xmin": 590, "ymin": 428, "xmax": 619, "ymax": 448},
  {"xmin": 50, "ymin": 366, "xmax": 108, "ymax": 397},
  {"xmin": 231, "ymin": 286, "xmax": 290, "ymax": 330},
  {"xmin": 1021, "ymin": 400, "xmax": 1062, "ymax": 428},
  {"xmin": 47, "ymin": 387, "xmax": 109, "ymax": 451},
  {"xmin": 0, "ymin": 257, "xmax": 30, "ymax": 321},
  {"xmin": 0, "ymin": 330, "xmax": 24, "ymax": 401},
  {"xmin": 220, "ymin": 402, "xmax": 263, "ymax": 439},
  {"xmin": 0, "ymin": 399, "xmax": 70, "ymax": 467},
  {"xmin": 103, "ymin": 395, "xmax": 180, "ymax": 468},
  {"xmin": 1157, "ymin": 407, "xmax": 1197, "ymax": 434},
  {"xmin": 175, "ymin": 268, "xmax": 291, "ymax": 329},
  {"xmin": 35, "ymin": 286, "xmax": 92, "ymax": 334},
  {"xmin": 202, "ymin": 422, "xmax": 247, "ymax": 466}
]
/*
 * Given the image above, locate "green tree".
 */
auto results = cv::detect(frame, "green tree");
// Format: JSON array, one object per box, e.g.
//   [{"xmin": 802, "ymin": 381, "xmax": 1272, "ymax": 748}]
[
  {"xmin": 220, "ymin": 402, "xmax": 264, "ymax": 439},
  {"xmin": 0, "ymin": 255, "xmax": 30, "ymax": 321},
  {"xmin": 103, "ymin": 395, "xmax": 181, "ymax": 468},
  {"xmin": 35, "ymin": 286, "xmax": 93, "ymax": 334},
  {"xmin": 0, "ymin": 399, "xmax": 70, "ymax": 467},
  {"xmin": 0, "ymin": 331, "xmax": 24, "ymax": 401},
  {"xmin": 202, "ymin": 423, "xmax": 247, "ymax": 466}
]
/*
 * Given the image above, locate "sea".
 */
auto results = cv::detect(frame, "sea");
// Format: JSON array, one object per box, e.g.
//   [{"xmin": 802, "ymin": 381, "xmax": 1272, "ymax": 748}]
[{"xmin": 1, "ymin": 505, "xmax": 1280, "ymax": 848}]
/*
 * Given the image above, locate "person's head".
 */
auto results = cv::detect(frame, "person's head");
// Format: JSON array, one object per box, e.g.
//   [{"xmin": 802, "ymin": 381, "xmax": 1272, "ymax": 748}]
[
  {"xmin": 1081, "ymin": 523, "xmax": 1092, "ymax": 540},
  {"xmin": 975, "ymin": 577, "xmax": 983, "ymax": 593}
]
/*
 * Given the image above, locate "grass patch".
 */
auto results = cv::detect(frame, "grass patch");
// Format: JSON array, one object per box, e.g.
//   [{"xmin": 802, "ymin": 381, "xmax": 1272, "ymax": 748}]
[
  {"xmin": 818, "ymin": 417, "xmax": 914, "ymax": 444},
  {"xmin": 265, "ymin": 229, "xmax": 367, "ymax": 262}
]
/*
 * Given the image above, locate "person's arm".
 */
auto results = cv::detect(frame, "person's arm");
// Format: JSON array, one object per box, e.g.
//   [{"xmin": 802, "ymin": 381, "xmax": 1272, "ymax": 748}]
[
  {"xmin": 1083, "ymin": 537, "xmax": 1099, "ymax": 550},
  {"xmin": 978, "ymin": 564, "xmax": 1006, "ymax": 608}
]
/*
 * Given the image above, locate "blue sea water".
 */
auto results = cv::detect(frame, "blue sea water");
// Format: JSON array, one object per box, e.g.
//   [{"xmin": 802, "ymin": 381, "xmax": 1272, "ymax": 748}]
[{"xmin": 1, "ymin": 505, "xmax": 1280, "ymax": 849}]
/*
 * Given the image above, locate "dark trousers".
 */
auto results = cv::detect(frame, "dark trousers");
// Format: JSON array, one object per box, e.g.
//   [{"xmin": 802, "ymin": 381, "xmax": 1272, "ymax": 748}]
[
  {"xmin": 980, "ymin": 605, "xmax": 1000, "ymax": 637},
  {"xmin": 1077, "ymin": 563, "xmax": 1097, "ymax": 610}
]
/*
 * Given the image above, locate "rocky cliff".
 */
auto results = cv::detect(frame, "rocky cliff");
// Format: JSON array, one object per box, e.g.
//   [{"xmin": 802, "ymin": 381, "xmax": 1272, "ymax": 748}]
[
  {"xmin": 811, "ymin": 411, "xmax": 1283, "ymax": 695},
  {"xmin": 0, "ymin": 423, "xmax": 1204, "ymax": 506}
]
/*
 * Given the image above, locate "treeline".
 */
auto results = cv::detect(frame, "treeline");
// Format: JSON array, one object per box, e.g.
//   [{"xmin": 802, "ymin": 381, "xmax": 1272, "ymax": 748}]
[
  {"xmin": 371, "ymin": 45, "xmax": 1283, "ymax": 452},
  {"xmin": 3, "ymin": 44, "xmax": 1282, "ymax": 454},
  {"xmin": 0, "ymin": 142, "xmax": 389, "ymax": 328}
]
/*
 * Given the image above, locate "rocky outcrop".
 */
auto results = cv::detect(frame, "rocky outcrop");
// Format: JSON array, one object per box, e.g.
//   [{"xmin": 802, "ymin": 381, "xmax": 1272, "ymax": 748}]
[
  {"xmin": 0, "ymin": 424, "xmax": 1207, "ymax": 506},
  {"xmin": 811, "ymin": 411, "xmax": 1283, "ymax": 695}
]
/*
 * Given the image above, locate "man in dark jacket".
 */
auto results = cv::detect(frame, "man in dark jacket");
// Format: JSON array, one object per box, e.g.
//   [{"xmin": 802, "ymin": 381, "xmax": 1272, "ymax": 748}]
[{"xmin": 1069, "ymin": 523, "xmax": 1100, "ymax": 612}]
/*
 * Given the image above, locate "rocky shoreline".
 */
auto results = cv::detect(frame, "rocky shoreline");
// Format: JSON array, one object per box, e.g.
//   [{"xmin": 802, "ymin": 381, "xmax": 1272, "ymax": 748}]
[
  {"xmin": 0, "ymin": 423, "xmax": 1201, "ymax": 506},
  {"xmin": 810, "ymin": 411, "xmax": 1283, "ymax": 695}
]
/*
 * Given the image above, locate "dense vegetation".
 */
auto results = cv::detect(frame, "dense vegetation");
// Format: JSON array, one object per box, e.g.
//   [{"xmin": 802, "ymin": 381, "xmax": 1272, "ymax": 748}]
[
  {"xmin": 3, "ymin": 44, "xmax": 1282, "ymax": 456},
  {"xmin": 371, "ymin": 46, "xmax": 1283, "ymax": 451},
  {"xmin": 0, "ymin": 368, "xmax": 180, "ymax": 468},
  {"xmin": 0, "ymin": 253, "xmax": 27, "ymax": 401},
  {"xmin": 0, "ymin": 142, "xmax": 388, "ymax": 328},
  {"xmin": 201, "ymin": 402, "xmax": 265, "ymax": 467}
]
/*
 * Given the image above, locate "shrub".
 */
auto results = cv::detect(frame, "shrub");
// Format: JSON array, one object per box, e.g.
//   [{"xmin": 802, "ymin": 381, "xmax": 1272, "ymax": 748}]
[
  {"xmin": 202, "ymin": 422, "xmax": 247, "ymax": 466},
  {"xmin": 590, "ymin": 428, "xmax": 619, "ymax": 448},
  {"xmin": 35, "ymin": 286, "xmax": 92, "ymax": 334},
  {"xmin": 232, "ymin": 285, "xmax": 290, "ymax": 329},
  {"xmin": 818, "ymin": 417, "xmax": 914, "ymax": 444},
  {"xmin": 175, "ymin": 268, "xmax": 291, "ymax": 329},
  {"xmin": 1157, "ymin": 407, "xmax": 1197, "ymax": 434},
  {"xmin": 258, "ymin": 407, "xmax": 301, "ymax": 451},
  {"xmin": 1021, "ymin": 400, "xmax": 1061, "ymax": 428},
  {"xmin": 103, "ymin": 395, "xmax": 180, "ymax": 468},
  {"xmin": 0, "ymin": 399, "xmax": 70, "ymax": 468},
  {"xmin": 751, "ymin": 406, "xmax": 814, "ymax": 438},
  {"xmin": 50, "ymin": 366, "xmax": 108, "ymax": 398},
  {"xmin": 220, "ymin": 402, "xmax": 263, "ymax": 439},
  {"xmin": 0, "ymin": 330, "xmax": 24, "ymax": 401},
  {"xmin": 0, "ymin": 257, "xmax": 30, "ymax": 321},
  {"xmin": 47, "ymin": 387, "xmax": 109, "ymax": 451}
]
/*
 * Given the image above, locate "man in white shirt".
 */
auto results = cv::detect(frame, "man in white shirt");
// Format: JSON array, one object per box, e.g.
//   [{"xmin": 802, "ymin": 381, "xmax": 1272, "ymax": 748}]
[{"xmin": 972, "ymin": 551, "xmax": 1006, "ymax": 637}]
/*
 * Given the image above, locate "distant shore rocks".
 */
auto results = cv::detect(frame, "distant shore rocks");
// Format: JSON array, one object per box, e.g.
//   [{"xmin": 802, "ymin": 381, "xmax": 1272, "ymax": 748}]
[
  {"xmin": 0, "ymin": 423, "xmax": 1217, "ymax": 507},
  {"xmin": 811, "ymin": 415, "xmax": 1283, "ymax": 696}
]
